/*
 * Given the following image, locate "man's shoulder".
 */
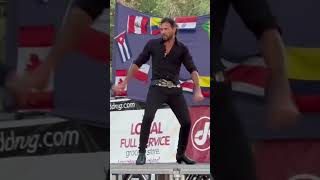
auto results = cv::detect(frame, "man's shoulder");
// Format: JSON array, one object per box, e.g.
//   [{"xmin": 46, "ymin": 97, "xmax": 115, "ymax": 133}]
[
  {"xmin": 148, "ymin": 38, "xmax": 162, "ymax": 43},
  {"xmin": 175, "ymin": 39, "xmax": 188, "ymax": 49},
  {"xmin": 146, "ymin": 38, "xmax": 162, "ymax": 46}
]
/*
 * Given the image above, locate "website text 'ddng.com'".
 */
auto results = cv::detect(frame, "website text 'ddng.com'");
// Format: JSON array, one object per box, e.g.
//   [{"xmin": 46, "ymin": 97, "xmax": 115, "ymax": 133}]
[{"xmin": 0, "ymin": 129, "xmax": 80, "ymax": 154}]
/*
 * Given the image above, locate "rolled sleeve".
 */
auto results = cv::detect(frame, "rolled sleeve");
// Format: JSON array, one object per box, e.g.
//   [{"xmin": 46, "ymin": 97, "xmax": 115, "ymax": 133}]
[
  {"xmin": 231, "ymin": 0, "xmax": 281, "ymax": 39},
  {"xmin": 182, "ymin": 46, "xmax": 198, "ymax": 74},
  {"xmin": 133, "ymin": 40, "xmax": 152, "ymax": 68}
]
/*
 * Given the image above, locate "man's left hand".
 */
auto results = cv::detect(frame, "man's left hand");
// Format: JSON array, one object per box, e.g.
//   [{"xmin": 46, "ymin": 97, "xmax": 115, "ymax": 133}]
[{"xmin": 192, "ymin": 88, "xmax": 204, "ymax": 102}]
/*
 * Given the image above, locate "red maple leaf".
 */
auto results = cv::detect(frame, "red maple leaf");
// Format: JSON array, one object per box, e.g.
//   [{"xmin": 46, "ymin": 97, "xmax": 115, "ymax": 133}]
[{"xmin": 25, "ymin": 53, "xmax": 42, "ymax": 72}]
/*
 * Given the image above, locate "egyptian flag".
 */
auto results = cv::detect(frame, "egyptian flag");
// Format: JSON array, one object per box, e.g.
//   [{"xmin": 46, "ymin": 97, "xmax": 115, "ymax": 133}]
[{"xmin": 174, "ymin": 16, "xmax": 197, "ymax": 30}]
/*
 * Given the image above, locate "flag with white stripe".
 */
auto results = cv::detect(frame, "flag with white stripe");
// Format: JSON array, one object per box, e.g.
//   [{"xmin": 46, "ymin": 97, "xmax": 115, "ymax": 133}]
[
  {"xmin": 114, "ymin": 31, "xmax": 132, "ymax": 63},
  {"xmin": 17, "ymin": 25, "xmax": 55, "ymax": 111},
  {"xmin": 127, "ymin": 15, "xmax": 148, "ymax": 34},
  {"xmin": 174, "ymin": 16, "xmax": 197, "ymax": 30},
  {"xmin": 134, "ymin": 64, "xmax": 150, "ymax": 81},
  {"xmin": 115, "ymin": 70, "xmax": 128, "ymax": 97}
]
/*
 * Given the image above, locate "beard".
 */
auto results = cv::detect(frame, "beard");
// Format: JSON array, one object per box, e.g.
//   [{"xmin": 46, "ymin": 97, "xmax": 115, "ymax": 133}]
[{"xmin": 162, "ymin": 34, "xmax": 173, "ymax": 41}]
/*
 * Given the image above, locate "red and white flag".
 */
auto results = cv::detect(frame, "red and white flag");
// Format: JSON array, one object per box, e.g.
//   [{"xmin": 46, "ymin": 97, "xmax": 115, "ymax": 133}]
[
  {"xmin": 115, "ymin": 70, "xmax": 127, "ymax": 97},
  {"xmin": 222, "ymin": 57, "xmax": 268, "ymax": 97},
  {"xmin": 179, "ymin": 79, "xmax": 210, "ymax": 97},
  {"xmin": 127, "ymin": 15, "xmax": 148, "ymax": 34},
  {"xmin": 17, "ymin": 25, "xmax": 55, "ymax": 111},
  {"xmin": 179, "ymin": 80, "xmax": 194, "ymax": 92},
  {"xmin": 134, "ymin": 64, "xmax": 150, "ymax": 81},
  {"xmin": 174, "ymin": 16, "xmax": 197, "ymax": 30},
  {"xmin": 114, "ymin": 31, "xmax": 132, "ymax": 63}
]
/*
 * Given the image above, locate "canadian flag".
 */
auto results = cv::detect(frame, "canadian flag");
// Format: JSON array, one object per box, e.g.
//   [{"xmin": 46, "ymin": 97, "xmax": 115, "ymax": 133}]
[
  {"xmin": 134, "ymin": 64, "xmax": 150, "ymax": 81},
  {"xmin": 127, "ymin": 15, "xmax": 148, "ymax": 34},
  {"xmin": 17, "ymin": 25, "xmax": 55, "ymax": 111},
  {"xmin": 115, "ymin": 70, "xmax": 127, "ymax": 97},
  {"xmin": 174, "ymin": 16, "xmax": 197, "ymax": 30}
]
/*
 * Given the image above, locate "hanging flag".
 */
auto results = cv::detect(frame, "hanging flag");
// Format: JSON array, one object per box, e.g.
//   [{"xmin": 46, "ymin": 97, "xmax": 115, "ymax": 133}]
[
  {"xmin": 202, "ymin": 20, "xmax": 210, "ymax": 39},
  {"xmin": 115, "ymin": 69, "xmax": 127, "ymax": 97},
  {"xmin": 199, "ymin": 76, "xmax": 210, "ymax": 87},
  {"xmin": 17, "ymin": 25, "xmax": 55, "ymax": 111},
  {"xmin": 127, "ymin": 15, "xmax": 148, "ymax": 34},
  {"xmin": 179, "ymin": 77, "xmax": 210, "ymax": 97},
  {"xmin": 114, "ymin": 31, "xmax": 132, "ymax": 63},
  {"xmin": 175, "ymin": 16, "xmax": 197, "ymax": 30},
  {"xmin": 180, "ymin": 79, "xmax": 194, "ymax": 93},
  {"xmin": 134, "ymin": 64, "xmax": 150, "ymax": 81},
  {"xmin": 222, "ymin": 57, "xmax": 320, "ymax": 112},
  {"xmin": 150, "ymin": 17, "xmax": 162, "ymax": 35}
]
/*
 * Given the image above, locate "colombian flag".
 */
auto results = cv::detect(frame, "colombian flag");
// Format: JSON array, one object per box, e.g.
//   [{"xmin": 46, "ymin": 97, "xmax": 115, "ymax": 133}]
[{"xmin": 150, "ymin": 17, "xmax": 162, "ymax": 35}]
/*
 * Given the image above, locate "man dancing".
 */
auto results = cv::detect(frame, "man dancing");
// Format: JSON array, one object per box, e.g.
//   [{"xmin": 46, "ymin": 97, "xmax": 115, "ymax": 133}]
[{"xmin": 113, "ymin": 17, "xmax": 204, "ymax": 165}]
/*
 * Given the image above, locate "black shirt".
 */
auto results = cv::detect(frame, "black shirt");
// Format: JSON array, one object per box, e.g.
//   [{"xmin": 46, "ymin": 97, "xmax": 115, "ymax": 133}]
[
  {"xmin": 74, "ymin": 0, "xmax": 108, "ymax": 20},
  {"xmin": 212, "ymin": 0, "xmax": 280, "ymax": 74},
  {"xmin": 134, "ymin": 38, "xmax": 198, "ymax": 84}
]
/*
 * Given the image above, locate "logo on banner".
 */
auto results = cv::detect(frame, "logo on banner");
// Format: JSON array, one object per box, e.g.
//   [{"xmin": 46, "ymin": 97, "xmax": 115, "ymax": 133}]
[
  {"xmin": 191, "ymin": 116, "xmax": 210, "ymax": 151},
  {"xmin": 289, "ymin": 174, "xmax": 320, "ymax": 180}
]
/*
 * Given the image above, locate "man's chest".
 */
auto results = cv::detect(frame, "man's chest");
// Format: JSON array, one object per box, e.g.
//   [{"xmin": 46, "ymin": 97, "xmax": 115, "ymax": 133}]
[{"xmin": 151, "ymin": 45, "xmax": 183, "ymax": 65}]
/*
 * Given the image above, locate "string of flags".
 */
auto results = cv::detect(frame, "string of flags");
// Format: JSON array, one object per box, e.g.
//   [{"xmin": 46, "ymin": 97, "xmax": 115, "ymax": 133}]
[{"xmin": 125, "ymin": 15, "xmax": 199, "ymax": 35}]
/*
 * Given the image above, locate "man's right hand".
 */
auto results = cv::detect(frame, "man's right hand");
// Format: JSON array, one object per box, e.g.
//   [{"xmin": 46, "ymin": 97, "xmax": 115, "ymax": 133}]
[
  {"xmin": 5, "ymin": 61, "xmax": 53, "ymax": 106},
  {"xmin": 112, "ymin": 81, "xmax": 127, "ymax": 96}
]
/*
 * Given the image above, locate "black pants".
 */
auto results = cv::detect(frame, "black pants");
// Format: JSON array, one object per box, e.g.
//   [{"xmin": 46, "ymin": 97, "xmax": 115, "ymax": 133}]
[
  {"xmin": 139, "ymin": 85, "xmax": 191, "ymax": 155},
  {"xmin": 212, "ymin": 82, "xmax": 256, "ymax": 180}
]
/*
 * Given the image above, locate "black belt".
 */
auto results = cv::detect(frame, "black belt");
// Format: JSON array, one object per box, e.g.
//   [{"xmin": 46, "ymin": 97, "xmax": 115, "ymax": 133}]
[{"xmin": 151, "ymin": 79, "xmax": 180, "ymax": 88}]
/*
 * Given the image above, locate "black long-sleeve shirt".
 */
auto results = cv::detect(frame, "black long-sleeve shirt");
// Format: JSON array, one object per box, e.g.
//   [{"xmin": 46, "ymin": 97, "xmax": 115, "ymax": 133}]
[
  {"xmin": 213, "ymin": 0, "xmax": 280, "ymax": 74},
  {"xmin": 74, "ymin": 0, "xmax": 108, "ymax": 20},
  {"xmin": 134, "ymin": 38, "xmax": 198, "ymax": 84}
]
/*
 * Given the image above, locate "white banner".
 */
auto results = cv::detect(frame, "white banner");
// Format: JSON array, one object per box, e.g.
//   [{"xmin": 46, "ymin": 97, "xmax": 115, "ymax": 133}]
[{"xmin": 110, "ymin": 109, "xmax": 181, "ymax": 164}]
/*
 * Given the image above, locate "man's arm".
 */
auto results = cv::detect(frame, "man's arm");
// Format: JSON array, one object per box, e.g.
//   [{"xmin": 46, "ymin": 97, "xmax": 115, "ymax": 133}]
[
  {"xmin": 191, "ymin": 71, "xmax": 201, "ymax": 91},
  {"xmin": 112, "ymin": 41, "xmax": 151, "ymax": 93},
  {"xmin": 182, "ymin": 46, "xmax": 204, "ymax": 102},
  {"xmin": 13, "ymin": 0, "xmax": 105, "ymax": 91},
  {"xmin": 231, "ymin": 0, "xmax": 299, "ymax": 127},
  {"xmin": 46, "ymin": 7, "xmax": 94, "ymax": 69}
]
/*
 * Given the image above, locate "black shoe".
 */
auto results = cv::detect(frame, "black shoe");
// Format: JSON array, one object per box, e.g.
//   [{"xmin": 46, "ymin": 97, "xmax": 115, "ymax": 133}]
[
  {"xmin": 136, "ymin": 153, "xmax": 146, "ymax": 165},
  {"xmin": 176, "ymin": 154, "xmax": 196, "ymax": 164}
]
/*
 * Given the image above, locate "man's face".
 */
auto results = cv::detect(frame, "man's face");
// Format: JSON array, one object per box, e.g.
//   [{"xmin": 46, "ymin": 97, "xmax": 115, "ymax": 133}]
[{"xmin": 160, "ymin": 22, "xmax": 176, "ymax": 41}]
